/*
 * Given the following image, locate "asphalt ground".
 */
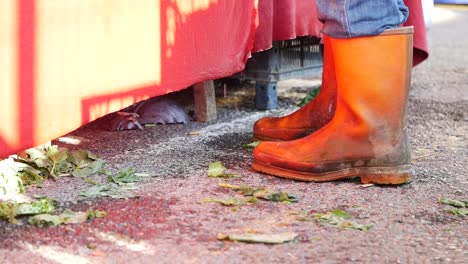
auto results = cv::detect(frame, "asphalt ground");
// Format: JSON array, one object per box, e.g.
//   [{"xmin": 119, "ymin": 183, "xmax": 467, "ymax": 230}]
[{"xmin": 0, "ymin": 5, "xmax": 466, "ymax": 264}]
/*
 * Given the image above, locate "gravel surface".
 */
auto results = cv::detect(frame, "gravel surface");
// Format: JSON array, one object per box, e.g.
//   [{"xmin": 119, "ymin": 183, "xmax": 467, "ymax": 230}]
[{"xmin": 0, "ymin": 5, "xmax": 466, "ymax": 264}]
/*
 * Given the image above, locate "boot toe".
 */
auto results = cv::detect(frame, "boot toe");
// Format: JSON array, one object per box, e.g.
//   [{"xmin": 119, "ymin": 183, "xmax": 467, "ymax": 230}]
[
  {"xmin": 253, "ymin": 117, "xmax": 281, "ymax": 141},
  {"xmin": 253, "ymin": 141, "xmax": 304, "ymax": 170},
  {"xmin": 253, "ymin": 117, "xmax": 312, "ymax": 141}
]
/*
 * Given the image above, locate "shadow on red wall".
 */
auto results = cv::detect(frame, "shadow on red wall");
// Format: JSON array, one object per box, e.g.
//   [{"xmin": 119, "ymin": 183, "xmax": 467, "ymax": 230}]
[{"xmin": 80, "ymin": 85, "xmax": 159, "ymax": 125}]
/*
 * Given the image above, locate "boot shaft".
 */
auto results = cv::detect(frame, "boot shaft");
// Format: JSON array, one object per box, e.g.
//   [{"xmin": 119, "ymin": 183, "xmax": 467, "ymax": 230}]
[
  {"xmin": 252, "ymin": 27, "xmax": 414, "ymax": 184},
  {"xmin": 330, "ymin": 27, "xmax": 413, "ymax": 137}
]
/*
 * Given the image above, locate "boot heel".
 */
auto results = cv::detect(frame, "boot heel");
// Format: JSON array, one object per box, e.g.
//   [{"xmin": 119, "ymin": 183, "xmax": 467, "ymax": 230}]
[{"xmin": 360, "ymin": 168, "xmax": 412, "ymax": 185}]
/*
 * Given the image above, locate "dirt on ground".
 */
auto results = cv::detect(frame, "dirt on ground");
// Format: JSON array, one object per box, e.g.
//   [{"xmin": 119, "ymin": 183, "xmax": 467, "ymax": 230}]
[{"xmin": 0, "ymin": 5, "xmax": 467, "ymax": 264}]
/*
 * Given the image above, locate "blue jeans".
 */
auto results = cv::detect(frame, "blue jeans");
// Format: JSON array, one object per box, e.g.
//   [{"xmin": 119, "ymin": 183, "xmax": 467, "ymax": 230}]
[{"xmin": 316, "ymin": 0, "xmax": 409, "ymax": 38}]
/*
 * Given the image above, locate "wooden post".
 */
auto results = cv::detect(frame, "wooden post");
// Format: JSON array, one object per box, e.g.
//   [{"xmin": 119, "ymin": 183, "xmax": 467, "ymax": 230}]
[
  {"xmin": 193, "ymin": 80, "xmax": 217, "ymax": 122},
  {"xmin": 255, "ymin": 81, "xmax": 278, "ymax": 110}
]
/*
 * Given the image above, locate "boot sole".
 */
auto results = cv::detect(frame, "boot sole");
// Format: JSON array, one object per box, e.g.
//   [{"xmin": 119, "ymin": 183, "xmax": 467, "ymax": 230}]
[
  {"xmin": 252, "ymin": 135, "xmax": 282, "ymax": 142},
  {"xmin": 253, "ymin": 129, "xmax": 315, "ymax": 142},
  {"xmin": 251, "ymin": 159, "xmax": 412, "ymax": 185}
]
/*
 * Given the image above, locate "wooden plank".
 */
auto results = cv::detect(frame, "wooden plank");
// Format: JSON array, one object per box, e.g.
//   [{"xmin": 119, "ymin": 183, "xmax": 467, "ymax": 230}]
[{"xmin": 193, "ymin": 80, "xmax": 217, "ymax": 122}]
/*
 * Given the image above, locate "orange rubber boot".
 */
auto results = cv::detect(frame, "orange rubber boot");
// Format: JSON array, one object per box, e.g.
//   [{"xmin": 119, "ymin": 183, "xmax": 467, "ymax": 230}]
[
  {"xmin": 253, "ymin": 36, "xmax": 337, "ymax": 141},
  {"xmin": 251, "ymin": 27, "xmax": 414, "ymax": 185}
]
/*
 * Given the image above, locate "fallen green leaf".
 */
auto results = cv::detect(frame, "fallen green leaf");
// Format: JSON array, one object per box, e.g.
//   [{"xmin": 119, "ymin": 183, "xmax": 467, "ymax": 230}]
[
  {"xmin": 82, "ymin": 177, "xmax": 99, "ymax": 185},
  {"xmin": 203, "ymin": 197, "xmax": 257, "ymax": 207},
  {"xmin": 79, "ymin": 184, "xmax": 113, "ymax": 198},
  {"xmin": 312, "ymin": 209, "xmax": 372, "ymax": 231},
  {"xmin": 29, "ymin": 214, "xmax": 65, "ymax": 227},
  {"xmin": 25, "ymin": 148, "xmax": 51, "ymax": 169},
  {"xmin": 79, "ymin": 184, "xmax": 137, "ymax": 199},
  {"xmin": 14, "ymin": 198, "xmax": 56, "ymax": 215},
  {"xmin": 68, "ymin": 150, "xmax": 90, "ymax": 166},
  {"xmin": 439, "ymin": 198, "xmax": 467, "ymax": 208},
  {"xmin": 219, "ymin": 183, "xmax": 265, "ymax": 196},
  {"xmin": 87, "ymin": 208, "xmax": 107, "ymax": 220},
  {"xmin": 296, "ymin": 87, "xmax": 321, "ymax": 107},
  {"xmin": 72, "ymin": 160, "xmax": 106, "ymax": 178},
  {"xmin": 47, "ymin": 146, "xmax": 70, "ymax": 177},
  {"xmin": 338, "ymin": 221, "xmax": 372, "ymax": 231},
  {"xmin": 330, "ymin": 209, "xmax": 353, "ymax": 219},
  {"xmin": 18, "ymin": 167, "xmax": 45, "ymax": 186},
  {"xmin": 0, "ymin": 203, "xmax": 17, "ymax": 223},
  {"xmin": 16, "ymin": 145, "xmax": 104, "ymax": 181},
  {"xmin": 218, "ymin": 232, "xmax": 298, "ymax": 244},
  {"xmin": 219, "ymin": 183, "xmax": 299, "ymax": 203},
  {"xmin": 29, "ymin": 208, "xmax": 107, "ymax": 227},
  {"xmin": 87, "ymin": 243, "xmax": 97, "ymax": 249},
  {"xmin": 208, "ymin": 161, "xmax": 227, "ymax": 177},
  {"xmin": 99, "ymin": 168, "xmax": 113, "ymax": 177},
  {"xmin": 242, "ymin": 141, "xmax": 260, "ymax": 149},
  {"xmin": 61, "ymin": 209, "xmax": 89, "ymax": 224},
  {"xmin": 310, "ymin": 236, "xmax": 321, "ymax": 242},
  {"xmin": 110, "ymin": 168, "xmax": 139, "ymax": 185},
  {"xmin": 68, "ymin": 150, "xmax": 100, "ymax": 166},
  {"xmin": 439, "ymin": 198, "xmax": 467, "ymax": 217},
  {"xmin": 0, "ymin": 198, "xmax": 56, "ymax": 224},
  {"xmin": 264, "ymin": 192, "xmax": 299, "ymax": 203},
  {"xmin": 2, "ymin": 146, "xmax": 143, "ymax": 203},
  {"xmin": 294, "ymin": 210, "xmax": 314, "ymax": 222},
  {"xmin": 444, "ymin": 206, "xmax": 468, "ymax": 217},
  {"xmin": 85, "ymin": 151, "xmax": 100, "ymax": 161}
]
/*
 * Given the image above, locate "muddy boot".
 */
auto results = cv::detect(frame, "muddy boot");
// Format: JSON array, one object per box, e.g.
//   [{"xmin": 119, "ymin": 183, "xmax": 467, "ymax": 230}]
[
  {"xmin": 253, "ymin": 36, "xmax": 337, "ymax": 141},
  {"xmin": 251, "ymin": 26, "xmax": 414, "ymax": 185}
]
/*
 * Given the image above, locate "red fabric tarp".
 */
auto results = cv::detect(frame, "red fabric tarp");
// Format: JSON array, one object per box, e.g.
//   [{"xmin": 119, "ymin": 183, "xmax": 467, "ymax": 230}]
[
  {"xmin": 253, "ymin": 0, "xmax": 428, "ymax": 65},
  {"xmin": 0, "ymin": 0, "xmax": 427, "ymax": 157}
]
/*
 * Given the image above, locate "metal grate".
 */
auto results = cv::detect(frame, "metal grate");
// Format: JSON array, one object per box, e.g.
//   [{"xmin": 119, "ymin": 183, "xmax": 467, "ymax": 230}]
[
  {"xmin": 240, "ymin": 36, "xmax": 323, "ymax": 82},
  {"xmin": 278, "ymin": 37, "xmax": 323, "ymax": 70},
  {"xmin": 230, "ymin": 36, "xmax": 323, "ymax": 109}
]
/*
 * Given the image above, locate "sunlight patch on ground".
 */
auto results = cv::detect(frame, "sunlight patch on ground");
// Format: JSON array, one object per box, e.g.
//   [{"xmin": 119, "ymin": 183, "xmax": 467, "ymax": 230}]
[
  {"xmin": 25, "ymin": 244, "xmax": 95, "ymax": 264},
  {"xmin": 95, "ymin": 231, "xmax": 156, "ymax": 255},
  {"xmin": 57, "ymin": 136, "xmax": 83, "ymax": 146}
]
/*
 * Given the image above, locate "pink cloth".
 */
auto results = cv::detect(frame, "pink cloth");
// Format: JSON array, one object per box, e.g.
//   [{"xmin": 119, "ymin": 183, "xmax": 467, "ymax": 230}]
[
  {"xmin": 252, "ymin": 0, "xmax": 428, "ymax": 66},
  {"xmin": 252, "ymin": 0, "xmax": 322, "ymax": 52}
]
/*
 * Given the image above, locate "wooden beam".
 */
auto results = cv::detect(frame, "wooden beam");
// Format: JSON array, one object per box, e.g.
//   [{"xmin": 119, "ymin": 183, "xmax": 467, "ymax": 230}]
[{"xmin": 193, "ymin": 80, "xmax": 217, "ymax": 122}]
